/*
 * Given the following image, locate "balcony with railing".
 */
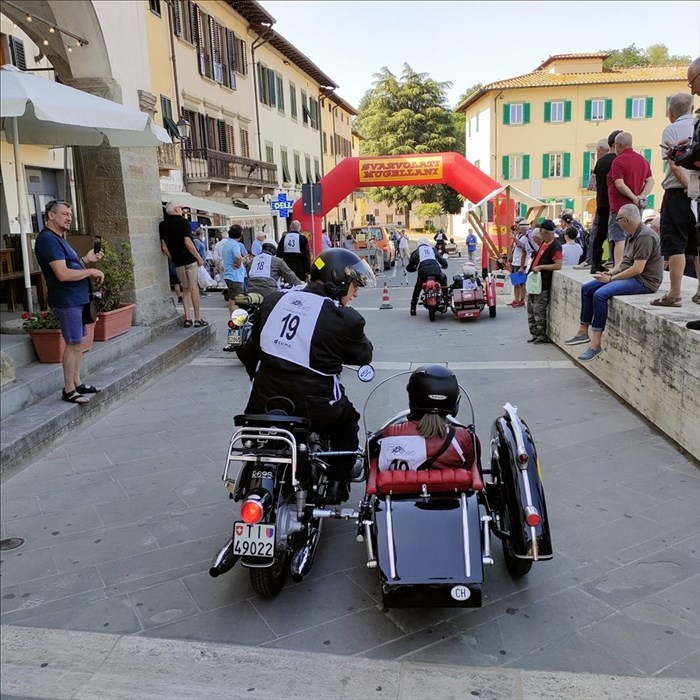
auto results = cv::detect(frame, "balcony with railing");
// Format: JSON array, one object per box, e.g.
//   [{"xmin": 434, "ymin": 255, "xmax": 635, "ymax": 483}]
[{"xmin": 183, "ymin": 148, "xmax": 278, "ymax": 195}]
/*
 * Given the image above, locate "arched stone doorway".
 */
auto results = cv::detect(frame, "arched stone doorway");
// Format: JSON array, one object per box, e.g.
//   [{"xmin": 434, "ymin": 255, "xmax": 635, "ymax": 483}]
[{"xmin": 2, "ymin": 1, "xmax": 171, "ymax": 324}]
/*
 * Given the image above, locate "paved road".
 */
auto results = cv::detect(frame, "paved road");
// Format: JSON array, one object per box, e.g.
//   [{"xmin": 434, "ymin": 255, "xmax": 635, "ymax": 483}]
[{"xmin": 2, "ymin": 257, "xmax": 699, "ymax": 696}]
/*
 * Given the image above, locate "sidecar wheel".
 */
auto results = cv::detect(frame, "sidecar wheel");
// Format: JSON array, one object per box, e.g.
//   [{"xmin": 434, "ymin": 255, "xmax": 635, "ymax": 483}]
[
  {"xmin": 489, "ymin": 305, "xmax": 497, "ymax": 318},
  {"xmin": 501, "ymin": 503, "xmax": 532, "ymax": 577},
  {"xmin": 250, "ymin": 551, "xmax": 289, "ymax": 598}
]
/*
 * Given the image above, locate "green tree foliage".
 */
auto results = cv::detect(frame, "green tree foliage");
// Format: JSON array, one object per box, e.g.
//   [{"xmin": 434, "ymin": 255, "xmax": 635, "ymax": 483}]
[
  {"xmin": 414, "ymin": 202, "xmax": 443, "ymax": 221},
  {"xmin": 602, "ymin": 43, "xmax": 690, "ymax": 69},
  {"xmin": 355, "ymin": 64, "xmax": 462, "ymax": 219}
]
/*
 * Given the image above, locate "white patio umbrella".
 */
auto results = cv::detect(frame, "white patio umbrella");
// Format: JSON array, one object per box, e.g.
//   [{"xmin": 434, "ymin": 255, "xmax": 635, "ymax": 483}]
[{"xmin": 0, "ymin": 65, "xmax": 171, "ymax": 312}]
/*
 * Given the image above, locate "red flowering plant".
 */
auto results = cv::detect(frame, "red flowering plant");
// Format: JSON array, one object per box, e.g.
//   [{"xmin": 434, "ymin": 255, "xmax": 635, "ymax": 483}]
[{"xmin": 21, "ymin": 310, "xmax": 61, "ymax": 331}]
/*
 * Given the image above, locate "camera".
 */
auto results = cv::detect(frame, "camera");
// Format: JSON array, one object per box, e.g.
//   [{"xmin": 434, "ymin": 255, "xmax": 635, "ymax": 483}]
[{"xmin": 666, "ymin": 143, "xmax": 691, "ymax": 164}]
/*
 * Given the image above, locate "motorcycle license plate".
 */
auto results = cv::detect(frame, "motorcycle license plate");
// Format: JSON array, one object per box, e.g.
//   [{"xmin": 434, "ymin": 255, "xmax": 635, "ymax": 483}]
[
  {"xmin": 233, "ymin": 522, "xmax": 275, "ymax": 557},
  {"xmin": 227, "ymin": 328, "xmax": 242, "ymax": 346}
]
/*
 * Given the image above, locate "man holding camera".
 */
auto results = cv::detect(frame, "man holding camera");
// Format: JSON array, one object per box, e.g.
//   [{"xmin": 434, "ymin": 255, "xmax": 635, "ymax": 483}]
[{"xmin": 607, "ymin": 132, "xmax": 654, "ymax": 269}]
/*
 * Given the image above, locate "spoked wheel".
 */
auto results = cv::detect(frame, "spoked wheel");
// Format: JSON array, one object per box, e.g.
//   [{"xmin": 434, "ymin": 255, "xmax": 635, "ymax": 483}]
[
  {"xmin": 428, "ymin": 306, "xmax": 436, "ymax": 322},
  {"xmin": 501, "ymin": 502, "xmax": 532, "ymax": 577},
  {"xmin": 250, "ymin": 549, "xmax": 289, "ymax": 598}
]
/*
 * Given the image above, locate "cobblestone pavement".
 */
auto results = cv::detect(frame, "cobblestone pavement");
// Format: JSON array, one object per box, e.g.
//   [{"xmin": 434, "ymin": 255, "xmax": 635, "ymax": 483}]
[{"xmin": 2, "ymin": 261, "xmax": 698, "ymax": 688}]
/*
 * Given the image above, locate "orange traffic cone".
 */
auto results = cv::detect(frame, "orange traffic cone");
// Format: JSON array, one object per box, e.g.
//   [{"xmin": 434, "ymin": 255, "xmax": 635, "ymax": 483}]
[{"xmin": 379, "ymin": 280, "xmax": 393, "ymax": 310}]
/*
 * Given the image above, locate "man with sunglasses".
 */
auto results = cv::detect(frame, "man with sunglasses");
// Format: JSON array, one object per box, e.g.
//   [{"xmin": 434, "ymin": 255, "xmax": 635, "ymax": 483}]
[{"xmin": 34, "ymin": 200, "xmax": 104, "ymax": 404}]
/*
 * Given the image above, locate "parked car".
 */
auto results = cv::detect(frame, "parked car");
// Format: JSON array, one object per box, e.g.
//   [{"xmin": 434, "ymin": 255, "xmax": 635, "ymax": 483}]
[{"xmin": 350, "ymin": 226, "xmax": 396, "ymax": 269}]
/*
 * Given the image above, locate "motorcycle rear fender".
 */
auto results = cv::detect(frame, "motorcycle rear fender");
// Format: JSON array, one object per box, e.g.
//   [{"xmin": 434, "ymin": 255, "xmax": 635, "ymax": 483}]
[
  {"xmin": 491, "ymin": 415, "xmax": 553, "ymax": 560},
  {"xmin": 234, "ymin": 461, "xmax": 285, "ymax": 504}
]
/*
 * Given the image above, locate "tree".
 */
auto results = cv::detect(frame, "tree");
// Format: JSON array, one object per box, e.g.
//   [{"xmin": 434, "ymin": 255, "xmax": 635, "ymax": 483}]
[
  {"xmin": 603, "ymin": 43, "xmax": 690, "ymax": 69},
  {"xmin": 414, "ymin": 202, "xmax": 443, "ymax": 221},
  {"xmin": 355, "ymin": 64, "xmax": 462, "ymax": 223}
]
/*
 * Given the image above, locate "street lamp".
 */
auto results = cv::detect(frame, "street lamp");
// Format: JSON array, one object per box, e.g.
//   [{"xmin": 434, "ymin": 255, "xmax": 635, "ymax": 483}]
[{"xmin": 176, "ymin": 117, "xmax": 190, "ymax": 141}]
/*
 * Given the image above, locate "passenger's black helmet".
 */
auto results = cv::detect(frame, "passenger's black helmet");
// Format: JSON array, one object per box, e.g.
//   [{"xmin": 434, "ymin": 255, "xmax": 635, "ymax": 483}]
[
  {"xmin": 261, "ymin": 242, "xmax": 277, "ymax": 254},
  {"xmin": 310, "ymin": 248, "xmax": 376, "ymax": 299},
  {"xmin": 407, "ymin": 364, "xmax": 460, "ymax": 417}
]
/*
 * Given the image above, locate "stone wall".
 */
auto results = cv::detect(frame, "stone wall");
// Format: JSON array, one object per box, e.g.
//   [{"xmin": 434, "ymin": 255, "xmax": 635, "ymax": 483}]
[{"xmin": 549, "ymin": 268, "xmax": 700, "ymax": 461}]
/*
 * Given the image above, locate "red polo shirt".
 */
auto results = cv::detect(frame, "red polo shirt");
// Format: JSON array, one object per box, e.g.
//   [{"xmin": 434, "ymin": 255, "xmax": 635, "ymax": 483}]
[{"xmin": 607, "ymin": 148, "xmax": 652, "ymax": 213}]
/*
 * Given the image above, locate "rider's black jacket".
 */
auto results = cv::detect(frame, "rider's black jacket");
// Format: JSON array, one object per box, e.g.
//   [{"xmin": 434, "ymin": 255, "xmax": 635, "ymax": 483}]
[
  {"xmin": 241, "ymin": 282, "xmax": 373, "ymax": 427},
  {"xmin": 406, "ymin": 246, "xmax": 449, "ymax": 277}
]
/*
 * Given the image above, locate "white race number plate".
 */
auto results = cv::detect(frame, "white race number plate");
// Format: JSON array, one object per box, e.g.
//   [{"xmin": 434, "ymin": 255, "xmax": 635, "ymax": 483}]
[{"xmin": 233, "ymin": 522, "xmax": 275, "ymax": 557}]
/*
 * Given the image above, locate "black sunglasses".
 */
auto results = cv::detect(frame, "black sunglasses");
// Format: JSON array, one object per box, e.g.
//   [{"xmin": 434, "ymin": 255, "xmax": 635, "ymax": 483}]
[{"xmin": 44, "ymin": 200, "xmax": 70, "ymax": 216}]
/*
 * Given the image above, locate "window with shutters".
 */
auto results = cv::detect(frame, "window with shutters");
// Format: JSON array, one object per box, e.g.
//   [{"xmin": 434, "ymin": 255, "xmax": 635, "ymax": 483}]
[
  {"xmin": 217, "ymin": 120, "xmax": 228, "ymax": 152},
  {"xmin": 544, "ymin": 153, "xmax": 570, "ymax": 179},
  {"xmin": 280, "ymin": 148, "xmax": 291, "ymax": 183},
  {"xmin": 173, "ymin": 0, "xmax": 193, "ymax": 43},
  {"xmin": 276, "ymin": 74, "xmax": 285, "ymax": 113},
  {"xmin": 309, "ymin": 98, "xmax": 319, "ymax": 130},
  {"xmin": 323, "ymin": 131, "xmax": 327, "ymax": 154},
  {"xmin": 193, "ymin": 7, "xmax": 211, "ymax": 78},
  {"xmin": 330, "ymin": 134, "xmax": 334, "ymax": 156},
  {"xmin": 257, "ymin": 62, "xmax": 271, "ymax": 105},
  {"xmin": 224, "ymin": 123, "xmax": 236, "ymax": 154},
  {"xmin": 305, "ymin": 155, "xmax": 313, "ymax": 184},
  {"xmin": 210, "ymin": 18, "xmax": 223, "ymax": 83},
  {"xmin": 8, "ymin": 36, "xmax": 26, "ymax": 70},
  {"xmin": 206, "ymin": 116, "xmax": 217, "ymax": 150},
  {"xmin": 293, "ymin": 152, "xmax": 303, "ymax": 185},
  {"xmin": 267, "ymin": 68, "xmax": 276, "ymax": 107},
  {"xmin": 590, "ymin": 99, "xmax": 605, "ymax": 121},
  {"xmin": 509, "ymin": 103, "xmax": 524, "ymax": 124},
  {"xmin": 301, "ymin": 90, "xmax": 309, "ymax": 125},
  {"xmin": 549, "ymin": 101, "xmax": 564, "ymax": 123},
  {"xmin": 149, "ymin": 0, "xmax": 161, "ymax": 16},
  {"xmin": 240, "ymin": 128, "xmax": 250, "ymax": 158},
  {"xmin": 290, "ymin": 82, "xmax": 298, "ymax": 120},
  {"xmin": 314, "ymin": 158, "xmax": 321, "ymax": 182},
  {"xmin": 224, "ymin": 29, "xmax": 237, "ymax": 88},
  {"xmin": 630, "ymin": 97, "xmax": 650, "ymax": 119},
  {"xmin": 235, "ymin": 38, "xmax": 248, "ymax": 76},
  {"xmin": 160, "ymin": 96, "xmax": 180, "ymax": 139},
  {"xmin": 264, "ymin": 143, "xmax": 275, "ymax": 164}
]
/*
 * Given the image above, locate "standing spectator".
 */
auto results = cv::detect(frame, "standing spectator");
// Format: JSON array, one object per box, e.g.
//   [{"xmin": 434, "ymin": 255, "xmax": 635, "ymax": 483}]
[
  {"xmin": 652, "ymin": 92, "xmax": 697, "ymax": 308},
  {"xmin": 565, "ymin": 205, "xmax": 663, "ymax": 361},
  {"xmin": 607, "ymin": 132, "xmax": 654, "ymax": 269},
  {"xmin": 212, "ymin": 230, "xmax": 229, "ymax": 278},
  {"xmin": 160, "ymin": 202, "xmax": 206, "ymax": 328},
  {"xmin": 390, "ymin": 228, "xmax": 399, "ymax": 258},
  {"xmin": 192, "ymin": 227, "xmax": 210, "ymax": 297},
  {"xmin": 526, "ymin": 220, "xmax": 562, "ymax": 344},
  {"xmin": 223, "ymin": 224, "xmax": 246, "ymax": 313},
  {"xmin": 398, "ymin": 230, "xmax": 411, "ymax": 278},
  {"xmin": 559, "ymin": 213, "xmax": 584, "ymax": 246},
  {"xmin": 466, "ymin": 228, "xmax": 478, "ymax": 262},
  {"xmin": 561, "ymin": 228, "xmax": 584, "ymax": 266},
  {"xmin": 277, "ymin": 219, "xmax": 311, "ymax": 281},
  {"xmin": 507, "ymin": 222, "xmax": 532, "ymax": 307},
  {"xmin": 321, "ymin": 228, "xmax": 333, "ymax": 250},
  {"xmin": 34, "ymin": 200, "xmax": 104, "ymax": 404},
  {"xmin": 366, "ymin": 235, "xmax": 379, "ymax": 272},
  {"xmin": 343, "ymin": 233, "xmax": 355, "ymax": 250},
  {"xmin": 251, "ymin": 231, "xmax": 266, "ymax": 256}
]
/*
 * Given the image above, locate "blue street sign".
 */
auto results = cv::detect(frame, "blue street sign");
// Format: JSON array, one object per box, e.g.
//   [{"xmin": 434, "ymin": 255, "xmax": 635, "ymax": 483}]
[{"xmin": 271, "ymin": 192, "xmax": 294, "ymax": 215}]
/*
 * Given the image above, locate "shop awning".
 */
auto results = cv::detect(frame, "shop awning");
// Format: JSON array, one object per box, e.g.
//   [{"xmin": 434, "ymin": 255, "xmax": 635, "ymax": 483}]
[
  {"xmin": 232, "ymin": 198, "xmax": 273, "ymax": 217},
  {"xmin": 160, "ymin": 191, "xmax": 252, "ymax": 219}
]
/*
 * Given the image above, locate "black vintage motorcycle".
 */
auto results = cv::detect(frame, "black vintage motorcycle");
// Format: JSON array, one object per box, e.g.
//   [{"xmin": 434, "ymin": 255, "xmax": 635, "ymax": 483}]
[
  {"xmin": 210, "ymin": 369, "xmax": 553, "ymax": 607},
  {"xmin": 222, "ymin": 292, "xmax": 264, "ymax": 356}
]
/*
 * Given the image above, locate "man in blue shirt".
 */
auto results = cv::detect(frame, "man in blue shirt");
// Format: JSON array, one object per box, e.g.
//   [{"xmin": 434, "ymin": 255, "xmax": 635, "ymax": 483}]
[
  {"xmin": 466, "ymin": 229, "xmax": 478, "ymax": 262},
  {"xmin": 34, "ymin": 200, "xmax": 104, "ymax": 405},
  {"xmin": 223, "ymin": 224, "xmax": 246, "ymax": 312}
]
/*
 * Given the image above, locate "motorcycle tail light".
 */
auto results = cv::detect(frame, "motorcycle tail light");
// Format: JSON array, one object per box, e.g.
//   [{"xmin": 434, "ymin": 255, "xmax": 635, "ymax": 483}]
[
  {"xmin": 517, "ymin": 452, "xmax": 528, "ymax": 464},
  {"xmin": 524, "ymin": 506, "xmax": 540, "ymax": 527},
  {"xmin": 240, "ymin": 499, "xmax": 264, "ymax": 524}
]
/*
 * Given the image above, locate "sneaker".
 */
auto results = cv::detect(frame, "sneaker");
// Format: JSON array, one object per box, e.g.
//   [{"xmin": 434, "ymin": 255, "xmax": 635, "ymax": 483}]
[
  {"xmin": 573, "ymin": 262, "xmax": 591, "ymax": 270},
  {"xmin": 526, "ymin": 336, "xmax": 538, "ymax": 343},
  {"xmin": 533, "ymin": 336, "xmax": 549, "ymax": 344},
  {"xmin": 410, "ymin": 308, "xmax": 417, "ymax": 316},
  {"xmin": 564, "ymin": 334, "xmax": 590, "ymax": 346},
  {"xmin": 579, "ymin": 347, "xmax": 603, "ymax": 362}
]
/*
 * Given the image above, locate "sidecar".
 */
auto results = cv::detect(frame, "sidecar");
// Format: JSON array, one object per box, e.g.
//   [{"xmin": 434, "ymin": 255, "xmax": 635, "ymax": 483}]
[
  {"xmin": 450, "ymin": 273, "xmax": 497, "ymax": 320},
  {"xmin": 358, "ymin": 402, "xmax": 552, "ymax": 608}
]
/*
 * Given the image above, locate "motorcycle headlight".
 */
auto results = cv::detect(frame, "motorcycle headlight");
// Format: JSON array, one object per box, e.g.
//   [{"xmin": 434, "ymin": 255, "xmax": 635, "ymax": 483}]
[{"xmin": 229, "ymin": 309, "xmax": 249, "ymax": 328}]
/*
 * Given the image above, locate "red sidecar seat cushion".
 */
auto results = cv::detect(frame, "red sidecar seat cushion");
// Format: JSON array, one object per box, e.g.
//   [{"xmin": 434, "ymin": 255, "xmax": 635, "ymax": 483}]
[{"xmin": 367, "ymin": 459, "xmax": 471, "ymax": 495}]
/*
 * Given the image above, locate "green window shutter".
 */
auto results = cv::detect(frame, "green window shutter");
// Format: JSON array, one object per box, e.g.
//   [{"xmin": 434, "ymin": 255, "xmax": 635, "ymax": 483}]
[
  {"xmin": 645, "ymin": 97, "xmax": 653, "ymax": 118},
  {"xmin": 502, "ymin": 155, "xmax": 510, "ymax": 180},
  {"xmin": 643, "ymin": 148, "xmax": 652, "ymax": 164},
  {"xmin": 503, "ymin": 103, "xmax": 510, "ymax": 125},
  {"xmin": 519, "ymin": 203, "xmax": 527, "ymax": 217},
  {"xmin": 647, "ymin": 194, "xmax": 655, "ymax": 208},
  {"xmin": 522, "ymin": 154, "xmax": 530, "ymax": 179},
  {"xmin": 625, "ymin": 98, "xmax": 633, "ymax": 119},
  {"xmin": 544, "ymin": 102, "xmax": 551, "ymax": 123},
  {"xmin": 605, "ymin": 99, "xmax": 613, "ymax": 120},
  {"xmin": 584, "ymin": 100, "xmax": 592, "ymax": 121},
  {"xmin": 542, "ymin": 153, "xmax": 549, "ymax": 179},
  {"xmin": 563, "ymin": 152, "xmax": 571, "ymax": 178},
  {"xmin": 523, "ymin": 102, "xmax": 531, "ymax": 124},
  {"xmin": 583, "ymin": 151, "xmax": 590, "ymax": 182},
  {"xmin": 564, "ymin": 100, "xmax": 572, "ymax": 122},
  {"xmin": 564, "ymin": 198, "xmax": 575, "ymax": 211}
]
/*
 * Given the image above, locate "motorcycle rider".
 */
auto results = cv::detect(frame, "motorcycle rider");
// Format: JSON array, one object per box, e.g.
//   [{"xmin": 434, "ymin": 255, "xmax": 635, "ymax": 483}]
[
  {"xmin": 277, "ymin": 219, "xmax": 311, "ymax": 282},
  {"xmin": 434, "ymin": 228, "xmax": 448, "ymax": 254},
  {"xmin": 246, "ymin": 242, "xmax": 303, "ymax": 298},
  {"xmin": 241, "ymin": 248, "xmax": 375, "ymax": 504},
  {"xmin": 453, "ymin": 262, "xmax": 482, "ymax": 291},
  {"xmin": 406, "ymin": 237, "xmax": 449, "ymax": 316},
  {"xmin": 378, "ymin": 365, "xmax": 479, "ymax": 481}
]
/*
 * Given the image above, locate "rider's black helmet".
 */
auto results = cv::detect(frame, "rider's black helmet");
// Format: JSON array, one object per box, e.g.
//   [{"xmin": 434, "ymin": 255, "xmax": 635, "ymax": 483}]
[
  {"xmin": 407, "ymin": 364, "xmax": 460, "ymax": 417},
  {"xmin": 310, "ymin": 248, "xmax": 376, "ymax": 300},
  {"xmin": 262, "ymin": 242, "xmax": 277, "ymax": 254}
]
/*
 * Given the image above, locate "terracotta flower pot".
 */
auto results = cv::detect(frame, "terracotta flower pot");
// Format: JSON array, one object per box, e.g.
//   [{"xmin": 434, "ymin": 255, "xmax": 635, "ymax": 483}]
[
  {"xmin": 29, "ymin": 323, "xmax": 97, "ymax": 363},
  {"xmin": 94, "ymin": 303, "xmax": 135, "ymax": 341}
]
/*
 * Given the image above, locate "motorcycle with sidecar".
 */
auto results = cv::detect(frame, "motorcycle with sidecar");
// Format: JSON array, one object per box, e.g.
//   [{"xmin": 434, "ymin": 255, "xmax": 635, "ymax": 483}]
[
  {"xmin": 450, "ymin": 272, "xmax": 498, "ymax": 320},
  {"xmin": 209, "ymin": 368, "xmax": 553, "ymax": 608},
  {"xmin": 419, "ymin": 277, "xmax": 450, "ymax": 322}
]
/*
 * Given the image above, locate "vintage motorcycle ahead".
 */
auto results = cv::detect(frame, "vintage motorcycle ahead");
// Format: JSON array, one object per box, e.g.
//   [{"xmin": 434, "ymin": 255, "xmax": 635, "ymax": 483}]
[
  {"xmin": 221, "ymin": 292, "xmax": 264, "ymax": 357},
  {"xmin": 210, "ymin": 368, "xmax": 553, "ymax": 608},
  {"xmin": 419, "ymin": 276, "xmax": 450, "ymax": 322}
]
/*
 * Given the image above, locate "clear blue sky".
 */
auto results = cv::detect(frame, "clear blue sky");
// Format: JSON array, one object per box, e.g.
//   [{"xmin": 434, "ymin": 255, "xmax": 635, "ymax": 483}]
[{"xmin": 260, "ymin": 1, "xmax": 700, "ymax": 109}]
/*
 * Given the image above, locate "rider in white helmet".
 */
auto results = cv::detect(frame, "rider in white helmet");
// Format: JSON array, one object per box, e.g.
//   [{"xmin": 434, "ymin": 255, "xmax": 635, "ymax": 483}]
[{"xmin": 460, "ymin": 261, "xmax": 480, "ymax": 290}]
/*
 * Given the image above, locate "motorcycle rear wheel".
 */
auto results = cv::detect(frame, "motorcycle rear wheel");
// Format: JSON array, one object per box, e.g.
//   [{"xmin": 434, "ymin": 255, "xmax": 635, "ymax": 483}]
[
  {"xmin": 428, "ymin": 306, "xmax": 436, "ymax": 322},
  {"xmin": 501, "ymin": 503, "xmax": 532, "ymax": 577},
  {"xmin": 250, "ymin": 550, "xmax": 289, "ymax": 598}
]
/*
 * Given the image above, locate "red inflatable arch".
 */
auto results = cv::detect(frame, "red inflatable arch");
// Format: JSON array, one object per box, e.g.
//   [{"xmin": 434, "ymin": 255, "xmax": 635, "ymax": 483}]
[{"xmin": 291, "ymin": 152, "xmax": 501, "ymax": 255}]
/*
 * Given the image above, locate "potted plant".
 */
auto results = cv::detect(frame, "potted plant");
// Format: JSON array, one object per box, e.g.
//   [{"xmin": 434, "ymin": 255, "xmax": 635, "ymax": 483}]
[
  {"xmin": 94, "ymin": 240, "xmax": 135, "ymax": 341},
  {"xmin": 22, "ymin": 311, "xmax": 95, "ymax": 363}
]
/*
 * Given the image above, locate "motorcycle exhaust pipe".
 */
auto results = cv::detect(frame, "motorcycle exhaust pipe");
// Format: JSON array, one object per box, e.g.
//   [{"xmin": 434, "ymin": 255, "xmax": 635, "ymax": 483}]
[
  {"xmin": 290, "ymin": 526, "xmax": 320, "ymax": 583},
  {"xmin": 209, "ymin": 538, "xmax": 239, "ymax": 578}
]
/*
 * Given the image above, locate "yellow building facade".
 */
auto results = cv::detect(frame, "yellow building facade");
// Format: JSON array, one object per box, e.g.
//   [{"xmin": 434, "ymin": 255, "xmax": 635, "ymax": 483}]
[{"xmin": 456, "ymin": 54, "xmax": 693, "ymax": 223}]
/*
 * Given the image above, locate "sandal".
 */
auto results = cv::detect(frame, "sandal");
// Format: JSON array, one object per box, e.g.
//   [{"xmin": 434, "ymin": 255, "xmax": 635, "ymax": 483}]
[
  {"xmin": 183, "ymin": 319, "xmax": 193, "ymax": 328},
  {"xmin": 650, "ymin": 295, "xmax": 682, "ymax": 308},
  {"xmin": 692, "ymin": 293, "xmax": 700, "ymax": 305},
  {"xmin": 62, "ymin": 389, "xmax": 89, "ymax": 404},
  {"xmin": 75, "ymin": 384, "xmax": 101, "ymax": 394},
  {"xmin": 193, "ymin": 319, "xmax": 209, "ymax": 327}
]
